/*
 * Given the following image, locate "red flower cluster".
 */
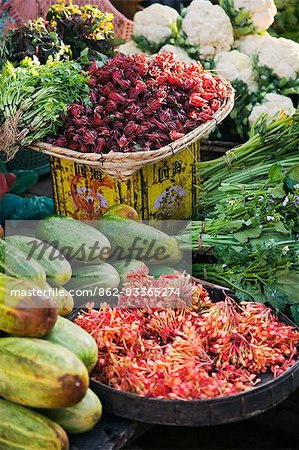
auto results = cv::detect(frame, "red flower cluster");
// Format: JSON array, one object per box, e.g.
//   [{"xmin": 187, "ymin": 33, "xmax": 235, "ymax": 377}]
[
  {"xmin": 76, "ymin": 280, "xmax": 299, "ymax": 400},
  {"xmin": 53, "ymin": 53, "xmax": 230, "ymax": 153}
]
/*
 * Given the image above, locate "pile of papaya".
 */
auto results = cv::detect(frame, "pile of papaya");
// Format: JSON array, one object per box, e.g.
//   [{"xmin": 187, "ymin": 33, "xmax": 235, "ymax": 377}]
[{"xmin": 0, "ymin": 205, "xmax": 181, "ymax": 449}]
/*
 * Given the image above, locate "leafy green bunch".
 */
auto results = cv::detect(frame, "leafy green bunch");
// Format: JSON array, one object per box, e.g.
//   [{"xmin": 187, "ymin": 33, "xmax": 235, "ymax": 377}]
[
  {"xmin": 185, "ymin": 164, "xmax": 299, "ymax": 321},
  {"xmin": 0, "ymin": 57, "xmax": 90, "ymax": 156}
]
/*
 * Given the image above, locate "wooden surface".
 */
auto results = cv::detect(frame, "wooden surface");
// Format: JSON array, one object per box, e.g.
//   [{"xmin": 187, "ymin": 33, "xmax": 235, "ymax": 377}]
[{"xmin": 70, "ymin": 414, "xmax": 150, "ymax": 450}]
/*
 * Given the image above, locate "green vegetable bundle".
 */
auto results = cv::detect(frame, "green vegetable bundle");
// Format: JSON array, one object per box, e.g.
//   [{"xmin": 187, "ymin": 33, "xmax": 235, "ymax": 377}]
[
  {"xmin": 0, "ymin": 57, "xmax": 90, "ymax": 159},
  {"xmin": 177, "ymin": 113, "xmax": 299, "ymax": 323}
]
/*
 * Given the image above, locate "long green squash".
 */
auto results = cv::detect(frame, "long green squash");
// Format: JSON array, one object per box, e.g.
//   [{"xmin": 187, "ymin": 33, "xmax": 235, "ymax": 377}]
[
  {"xmin": 0, "ymin": 239, "xmax": 46, "ymax": 287},
  {"xmin": 36, "ymin": 216, "xmax": 111, "ymax": 263},
  {"xmin": 0, "ymin": 274, "xmax": 58, "ymax": 337},
  {"xmin": 0, "ymin": 399, "xmax": 69, "ymax": 450},
  {"xmin": 6, "ymin": 235, "xmax": 72, "ymax": 286},
  {"xmin": 44, "ymin": 316, "xmax": 98, "ymax": 373},
  {"xmin": 45, "ymin": 283, "xmax": 74, "ymax": 317},
  {"xmin": 0, "ymin": 337, "xmax": 89, "ymax": 408},
  {"xmin": 97, "ymin": 214, "xmax": 183, "ymax": 265},
  {"xmin": 40, "ymin": 388, "xmax": 102, "ymax": 434}
]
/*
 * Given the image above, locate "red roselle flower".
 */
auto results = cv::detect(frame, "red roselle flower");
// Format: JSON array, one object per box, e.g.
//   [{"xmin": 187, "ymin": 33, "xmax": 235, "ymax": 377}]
[
  {"xmin": 170, "ymin": 131, "xmax": 185, "ymax": 140},
  {"xmin": 53, "ymin": 53, "xmax": 231, "ymax": 153}
]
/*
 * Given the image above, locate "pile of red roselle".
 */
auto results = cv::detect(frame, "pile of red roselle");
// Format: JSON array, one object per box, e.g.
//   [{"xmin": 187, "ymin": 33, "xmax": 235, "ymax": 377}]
[
  {"xmin": 75, "ymin": 278, "xmax": 299, "ymax": 401},
  {"xmin": 52, "ymin": 53, "xmax": 231, "ymax": 153}
]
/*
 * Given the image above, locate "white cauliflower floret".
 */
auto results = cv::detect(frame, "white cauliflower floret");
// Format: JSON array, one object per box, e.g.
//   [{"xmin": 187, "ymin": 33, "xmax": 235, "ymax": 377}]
[
  {"xmin": 214, "ymin": 50, "xmax": 258, "ymax": 92},
  {"xmin": 159, "ymin": 45, "xmax": 193, "ymax": 64},
  {"xmin": 249, "ymin": 93, "xmax": 296, "ymax": 125},
  {"xmin": 221, "ymin": 0, "xmax": 277, "ymax": 34},
  {"xmin": 133, "ymin": 4, "xmax": 179, "ymax": 47},
  {"xmin": 233, "ymin": 0, "xmax": 277, "ymax": 32},
  {"xmin": 182, "ymin": 0, "xmax": 233, "ymax": 59},
  {"xmin": 234, "ymin": 33, "xmax": 274, "ymax": 56},
  {"xmin": 118, "ymin": 40, "xmax": 145, "ymax": 56},
  {"xmin": 257, "ymin": 37, "xmax": 299, "ymax": 80}
]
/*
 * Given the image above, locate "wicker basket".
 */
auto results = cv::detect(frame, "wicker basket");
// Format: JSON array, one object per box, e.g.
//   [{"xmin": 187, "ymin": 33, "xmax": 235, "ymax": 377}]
[
  {"xmin": 5, "ymin": 0, "xmax": 134, "ymax": 39},
  {"xmin": 30, "ymin": 85, "xmax": 234, "ymax": 180}
]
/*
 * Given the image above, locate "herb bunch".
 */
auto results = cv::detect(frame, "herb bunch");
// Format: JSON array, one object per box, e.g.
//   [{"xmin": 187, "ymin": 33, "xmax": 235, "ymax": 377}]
[{"xmin": 0, "ymin": 57, "xmax": 90, "ymax": 158}]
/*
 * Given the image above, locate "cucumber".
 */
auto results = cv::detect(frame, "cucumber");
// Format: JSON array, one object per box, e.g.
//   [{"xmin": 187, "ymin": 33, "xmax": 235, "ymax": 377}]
[
  {"xmin": 36, "ymin": 216, "xmax": 111, "ymax": 264},
  {"xmin": 40, "ymin": 388, "xmax": 102, "ymax": 434},
  {"xmin": 45, "ymin": 283, "xmax": 74, "ymax": 317},
  {"xmin": 6, "ymin": 235, "xmax": 72, "ymax": 286},
  {"xmin": 112, "ymin": 259, "xmax": 149, "ymax": 282},
  {"xmin": 0, "ymin": 337, "xmax": 89, "ymax": 408},
  {"xmin": 0, "ymin": 239, "xmax": 46, "ymax": 287},
  {"xmin": 0, "ymin": 399, "xmax": 69, "ymax": 450},
  {"xmin": 97, "ymin": 215, "xmax": 183, "ymax": 265},
  {"xmin": 66, "ymin": 263, "xmax": 120, "ymax": 300},
  {"xmin": 44, "ymin": 316, "xmax": 98, "ymax": 373}
]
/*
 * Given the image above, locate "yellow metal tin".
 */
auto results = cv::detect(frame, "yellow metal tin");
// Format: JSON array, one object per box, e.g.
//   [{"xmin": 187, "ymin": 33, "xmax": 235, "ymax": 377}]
[{"xmin": 50, "ymin": 141, "xmax": 200, "ymax": 220}]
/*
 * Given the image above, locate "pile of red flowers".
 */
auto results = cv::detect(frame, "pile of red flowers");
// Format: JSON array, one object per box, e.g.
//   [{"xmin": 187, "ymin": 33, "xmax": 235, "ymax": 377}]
[
  {"xmin": 76, "ymin": 279, "xmax": 299, "ymax": 400},
  {"xmin": 52, "ymin": 52, "xmax": 231, "ymax": 153}
]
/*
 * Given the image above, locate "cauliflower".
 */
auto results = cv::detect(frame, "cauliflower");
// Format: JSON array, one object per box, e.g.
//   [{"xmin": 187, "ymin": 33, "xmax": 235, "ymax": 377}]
[
  {"xmin": 158, "ymin": 45, "xmax": 193, "ymax": 64},
  {"xmin": 220, "ymin": 0, "xmax": 277, "ymax": 35},
  {"xmin": 118, "ymin": 40, "xmax": 146, "ymax": 56},
  {"xmin": 214, "ymin": 50, "xmax": 258, "ymax": 92},
  {"xmin": 257, "ymin": 37, "xmax": 299, "ymax": 80},
  {"xmin": 248, "ymin": 93, "xmax": 296, "ymax": 125},
  {"xmin": 181, "ymin": 0, "xmax": 234, "ymax": 60},
  {"xmin": 132, "ymin": 4, "xmax": 179, "ymax": 53},
  {"xmin": 234, "ymin": 33, "xmax": 274, "ymax": 56}
]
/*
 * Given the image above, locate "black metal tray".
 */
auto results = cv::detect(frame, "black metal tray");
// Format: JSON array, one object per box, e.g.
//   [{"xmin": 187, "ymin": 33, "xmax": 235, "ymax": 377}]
[{"xmin": 69, "ymin": 296, "xmax": 299, "ymax": 427}]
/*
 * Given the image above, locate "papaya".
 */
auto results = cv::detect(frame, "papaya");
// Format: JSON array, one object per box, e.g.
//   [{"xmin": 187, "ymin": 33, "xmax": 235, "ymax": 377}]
[
  {"xmin": 103, "ymin": 204, "xmax": 139, "ymax": 220},
  {"xmin": 40, "ymin": 388, "xmax": 102, "ymax": 434},
  {"xmin": 0, "ymin": 337, "xmax": 89, "ymax": 408},
  {"xmin": 0, "ymin": 399, "xmax": 69, "ymax": 450},
  {"xmin": 0, "ymin": 274, "xmax": 58, "ymax": 337},
  {"xmin": 44, "ymin": 316, "xmax": 98, "ymax": 373}
]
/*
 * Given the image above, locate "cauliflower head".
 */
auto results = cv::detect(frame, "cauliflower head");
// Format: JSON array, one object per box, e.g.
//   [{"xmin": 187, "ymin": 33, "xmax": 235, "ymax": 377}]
[
  {"xmin": 257, "ymin": 37, "xmax": 299, "ymax": 80},
  {"xmin": 181, "ymin": 0, "xmax": 234, "ymax": 59},
  {"xmin": 159, "ymin": 45, "xmax": 193, "ymax": 64},
  {"xmin": 118, "ymin": 40, "xmax": 146, "ymax": 56},
  {"xmin": 214, "ymin": 50, "xmax": 258, "ymax": 92},
  {"xmin": 234, "ymin": 33, "xmax": 274, "ymax": 55},
  {"xmin": 132, "ymin": 4, "xmax": 179, "ymax": 53},
  {"xmin": 248, "ymin": 93, "xmax": 296, "ymax": 125},
  {"xmin": 220, "ymin": 0, "xmax": 277, "ymax": 35}
]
